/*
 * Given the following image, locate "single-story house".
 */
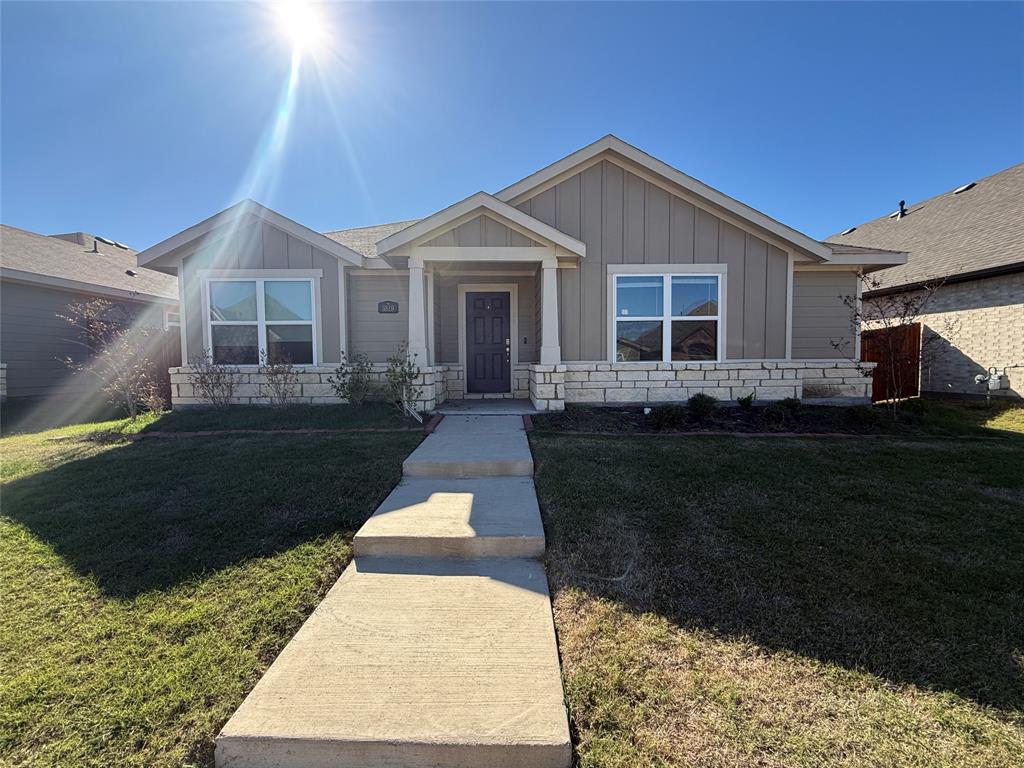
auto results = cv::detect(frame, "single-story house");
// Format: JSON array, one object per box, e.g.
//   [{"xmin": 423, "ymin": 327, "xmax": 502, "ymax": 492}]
[
  {"xmin": 0, "ymin": 226, "xmax": 178, "ymax": 415},
  {"xmin": 136, "ymin": 135, "xmax": 907, "ymax": 412},
  {"xmin": 828, "ymin": 162, "xmax": 1023, "ymax": 398}
]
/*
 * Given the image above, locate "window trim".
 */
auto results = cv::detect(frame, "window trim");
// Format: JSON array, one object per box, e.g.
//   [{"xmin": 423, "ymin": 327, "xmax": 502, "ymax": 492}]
[
  {"xmin": 609, "ymin": 267, "xmax": 725, "ymax": 363},
  {"xmin": 202, "ymin": 273, "xmax": 320, "ymax": 366}
]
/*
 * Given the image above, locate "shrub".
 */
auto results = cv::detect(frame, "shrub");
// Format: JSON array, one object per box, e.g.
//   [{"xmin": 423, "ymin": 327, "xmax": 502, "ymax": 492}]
[
  {"xmin": 737, "ymin": 392, "xmax": 755, "ymax": 410},
  {"xmin": 327, "ymin": 351, "xmax": 380, "ymax": 405},
  {"xmin": 188, "ymin": 353, "xmax": 237, "ymax": 408},
  {"xmin": 844, "ymin": 405, "xmax": 882, "ymax": 429},
  {"xmin": 687, "ymin": 393, "xmax": 719, "ymax": 422},
  {"xmin": 647, "ymin": 404, "xmax": 687, "ymax": 430},
  {"xmin": 780, "ymin": 396, "xmax": 802, "ymax": 416},
  {"xmin": 763, "ymin": 402, "xmax": 789, "ymax": 427},
  {"xmin": 259, "ymin": 351, "xmax": 298, "ymax": 407},
  {"xmin": 383, "ymin": 343, "xmax": 423, "ymax": 415}
]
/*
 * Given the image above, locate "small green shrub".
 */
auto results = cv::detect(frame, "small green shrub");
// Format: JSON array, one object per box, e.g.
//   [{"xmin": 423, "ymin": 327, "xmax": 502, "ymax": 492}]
[
  {"xmin": 780, "ymin": 396, "xmax": 802, "ymax": 415},
  {"xmin": 763, "ymin": 402, "xmax": 789, "ymax": 427},
  {"xmin": 737, "ymin": 392, "xmax": 755, "ymax": 410},
  {"xmin": 688, "ymin": 393, "xmax": 719, "ymax": 422},
  {"xmin": 844, "ymin": 405, "xmax": 882, "ymax": 428},
  {"xmin": 647, "ymin": 404, "xmax": 688, "ymax": 430},
  {"xmin": 327, "ymin": 350, "xmax": 381, "ymax": 405},
  {"xmin": 383, "ymin": 342, "xmax": 423, "ymax": 414}
]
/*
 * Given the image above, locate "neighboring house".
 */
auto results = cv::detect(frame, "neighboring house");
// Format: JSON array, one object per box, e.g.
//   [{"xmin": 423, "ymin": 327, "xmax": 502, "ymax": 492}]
[
  {"xmin": 0, "ymin": 226, "xmax": 178, "ymax": 412},
  {"xmin": 829, "ymin": 162, "xmax": 1023, "ymax": 398},
  {"xmin": 136, "ymin": 135, "xmax": 906, "ymax": 411}
]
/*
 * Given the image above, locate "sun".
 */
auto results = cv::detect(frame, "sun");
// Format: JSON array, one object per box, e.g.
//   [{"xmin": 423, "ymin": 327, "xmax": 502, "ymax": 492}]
[{"xmin": 274, "ymin": 1, "xmax": 327, "ymax": 55}]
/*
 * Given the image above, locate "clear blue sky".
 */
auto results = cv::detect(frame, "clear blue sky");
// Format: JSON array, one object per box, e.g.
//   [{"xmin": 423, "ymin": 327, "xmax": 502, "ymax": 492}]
[{"xmin": 2, "ymin": 1, "xmax": 1022, "ymax": 249}]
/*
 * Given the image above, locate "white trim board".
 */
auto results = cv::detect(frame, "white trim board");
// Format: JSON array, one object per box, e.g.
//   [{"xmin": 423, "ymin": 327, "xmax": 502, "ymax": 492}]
[{"xmin": 457, "ymin": 283, "xmax": 519, "ymax": 394}]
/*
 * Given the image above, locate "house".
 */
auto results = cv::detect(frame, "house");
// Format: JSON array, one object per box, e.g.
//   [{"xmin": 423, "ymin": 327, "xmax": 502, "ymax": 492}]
[
  {"xmin": 0, "ymin": 225, "xmax": 178, "ymax": 415},
  {"xmin": 136, "ymin": 136, "xmax": 907, "ymax": 412},
  {"xmin": 829, "ymin": 162, "xmax": 1023, "ymax": 398}
]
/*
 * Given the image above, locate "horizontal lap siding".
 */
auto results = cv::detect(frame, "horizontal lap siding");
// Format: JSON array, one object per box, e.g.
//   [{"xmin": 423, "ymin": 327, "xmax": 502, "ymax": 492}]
[
  {"xmin": 1, "ymin": 281, "xmax": 162, "ymax": 398},
  {"xmin": 791, "ymin": 271, "xmax": 858, "ymax": 359},
  {"xmin": 180, "ymin": 215, "xmax": 342, "ymax": 363},
  {"xmin": 434, "ymin": 274, "xmax": 538, "ymax": 364},
  {"xmin": 515, "ymin": 159, "xmax": 789, "ymax": 361},
  {"xmin": 347, "ymin": 274, "xmax": 409, "ymax": 362}
]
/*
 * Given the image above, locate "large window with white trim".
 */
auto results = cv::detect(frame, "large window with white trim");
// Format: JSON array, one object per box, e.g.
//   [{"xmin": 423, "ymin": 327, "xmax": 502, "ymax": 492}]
[
  {"xmin": 614, "ymin": 274, "xmax": 721, "ymax": 362},
  {"xmin": 207, "ymin": 278, "xmax": 315, "ymax": 365}
]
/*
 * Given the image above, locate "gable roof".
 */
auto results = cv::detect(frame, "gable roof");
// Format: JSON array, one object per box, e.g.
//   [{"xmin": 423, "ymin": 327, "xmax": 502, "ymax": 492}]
[
  {"xmin": 374, "ymin": 191, "xmax": 586, "ymax": 261},
  {"xmin": 323, "ymin": 219, "xmax": 420, "ymax": 259},
  {"xmin": 827, "ymin": 162, "xmax": 1024, "ymax": 290},
  {"xmin": 136, "ymin": 199, "xmax": 365, "ymax": 272},
  {"xmin": 495, "ymin": 134, "xmax": 835, "ymax": 261},
  {"xmin": 0, "ymin": 224, "xmax": 177, "ymax": 302}
]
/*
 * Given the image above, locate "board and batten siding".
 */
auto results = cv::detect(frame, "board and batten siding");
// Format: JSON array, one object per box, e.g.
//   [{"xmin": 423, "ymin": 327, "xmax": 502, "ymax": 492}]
[
  {"xmin": 432, "ymin": 273, "xmax": 538, "ymax": 364},
  {"xmin": 1, "ymin": 281, "xmax": 164, "ymax": 398},
  {"xmin": 791, "ymin": 270, "xmax": 859, "ymax": 359},
  {"xmin": 347, "ymin": 273, "xmax": 409, "ymax": 362},
  {"xmin": 180, "ymin": 217, "xmax": 342, "ymax": 364},
  {"xmin": 513, "ymin": 159, "xmax": 789, "ymax": 361},
  {"xmin": 423, "ymin": 214, "xmax": 541, "ymax": 248}
]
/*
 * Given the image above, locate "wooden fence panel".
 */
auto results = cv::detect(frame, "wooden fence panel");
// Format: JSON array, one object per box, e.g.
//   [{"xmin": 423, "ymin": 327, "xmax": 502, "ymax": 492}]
[{"xmin": 861, "ymin": 323, "xmax": 921, "ymax": 402}]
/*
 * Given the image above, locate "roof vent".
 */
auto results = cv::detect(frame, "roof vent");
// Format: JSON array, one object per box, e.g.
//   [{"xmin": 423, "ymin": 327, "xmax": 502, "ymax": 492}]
[
  {"xmin": 954, "ymin": 182, "xmax": 976, "ymax": 195},
  {"xmin": 840, "ymin": 226, "xmax": 857, "ymax": 235},
  {"xmin": 114, "ymin": 242, "xmax": 128, "ymax": 250},
  {"xmin": 890, "ymin": 200, "xmax": 908, "ymax": 220},
  {"xmin": 95, "ymin": 236, "xmax": 115, "ymax": 245},
  {"xmin": 125, "ymin": 269, "xmax": 137, "ymax": 277}
]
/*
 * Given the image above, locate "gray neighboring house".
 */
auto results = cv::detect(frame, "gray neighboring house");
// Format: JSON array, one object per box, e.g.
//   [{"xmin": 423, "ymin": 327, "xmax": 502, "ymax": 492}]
[
  {"xmin": 0, "ymin": 225, "xmax": 178, "ymax": 410},
  {"xmin": 828, "ymin": 162, "xmax": 1023, "ymax": 398},
  {"xmin": 136, "ymin": 135, "xmax": 907, "ymax": 412}
]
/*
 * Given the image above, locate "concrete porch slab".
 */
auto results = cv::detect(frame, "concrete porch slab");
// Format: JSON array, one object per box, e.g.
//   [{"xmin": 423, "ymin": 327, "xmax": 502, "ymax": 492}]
[
  {"xmin": 354, "ymin": 477, "xmax": 545, "ymax": 559},
  {"xmin": 438, "ymin": 399, "xmax": 538, "ymax": 416},
  {"xmin": 403, "ymin": 416, "xmax": 533, "ymax": 478},
  {"xmin": 216, "ymin": 557, "xmax": 571, "ymax": 768}
]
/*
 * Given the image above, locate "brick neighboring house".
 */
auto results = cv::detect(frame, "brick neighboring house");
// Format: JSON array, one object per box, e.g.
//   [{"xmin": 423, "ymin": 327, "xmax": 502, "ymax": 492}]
[{"xmin": 828, "ymin": 163, "xmax": 1023, "ymax": 398}]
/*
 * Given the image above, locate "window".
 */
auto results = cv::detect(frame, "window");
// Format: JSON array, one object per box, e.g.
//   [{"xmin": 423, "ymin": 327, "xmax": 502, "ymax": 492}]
[
  {"xmin": 614, "ymin": 273, "xmax": 720, "ymax": 362},
  {"xmin": 207, "ymin": 278, "xmax": 315, "ymax": 365}
]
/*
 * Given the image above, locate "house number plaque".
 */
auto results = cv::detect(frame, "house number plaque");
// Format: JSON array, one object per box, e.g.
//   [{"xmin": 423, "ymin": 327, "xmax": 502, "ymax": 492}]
[{"xmin": 377, "ymin": 301, "xmax": 399, "ymax": 314}]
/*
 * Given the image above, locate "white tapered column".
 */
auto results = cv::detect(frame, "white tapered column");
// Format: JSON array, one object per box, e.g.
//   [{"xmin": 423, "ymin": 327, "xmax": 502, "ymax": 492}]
[
  {"xmin": 539, "ymin": 260, "xmax": 561, "ymax": 365},
  {"xmin": 408, "ymin": 261, "xmax": 428, "ymax": 365}
]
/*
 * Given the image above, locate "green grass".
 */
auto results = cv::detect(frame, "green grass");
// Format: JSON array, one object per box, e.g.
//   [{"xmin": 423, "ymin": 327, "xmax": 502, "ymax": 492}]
[
  {"xmin": 531, "ymin": 432, "xmax": 1024, "ymax": 767},
  {"xmin": 0, "ymin": 416, "xmax": 421, "ymax": 767},
  {"xmin": 141, "ymin": 403, "xmax": 419, "ymax": 432}
]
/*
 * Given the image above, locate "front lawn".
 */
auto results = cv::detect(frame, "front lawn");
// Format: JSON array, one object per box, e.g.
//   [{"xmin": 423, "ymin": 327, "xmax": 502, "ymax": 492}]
[
  {"xmin": 141, "ymin": 403, "xmax": 420, "ymax": 433},
  {"xmin": 0, "ymin": 416, "xmax": 421, "ymax": 767},
  {"xmin": 531, "ymin": 432, "xmax": 1024, "ymax": 767}
]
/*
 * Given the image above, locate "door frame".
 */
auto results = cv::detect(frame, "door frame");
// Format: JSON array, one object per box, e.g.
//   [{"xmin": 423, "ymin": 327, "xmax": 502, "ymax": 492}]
[{"xmin": 458, "ymin": 282, "xmax": 519, "ymax": 393}]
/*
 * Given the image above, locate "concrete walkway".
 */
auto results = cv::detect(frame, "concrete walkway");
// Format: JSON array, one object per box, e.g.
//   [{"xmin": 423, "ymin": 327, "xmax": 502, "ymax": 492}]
[{"xmin": 216, "ymin": 416, "xmax": 571, "ymax": 768}]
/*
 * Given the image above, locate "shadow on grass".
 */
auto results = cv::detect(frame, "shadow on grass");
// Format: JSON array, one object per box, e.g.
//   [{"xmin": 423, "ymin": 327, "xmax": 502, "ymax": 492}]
[
  {"xmin": 2, "ymin": 431, "xmax": 422, "ymax": 598},
  {"xmin": 532, "ymin": 434, "xmax": 1024, "ymax": 714}
]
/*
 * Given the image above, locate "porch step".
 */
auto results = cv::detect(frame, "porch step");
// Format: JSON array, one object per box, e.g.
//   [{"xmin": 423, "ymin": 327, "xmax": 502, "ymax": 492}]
[
  {"xmin": 402, "ymin": 415, "xmax": 534, "ymax": 478},
  {"xmin": 354, "ymin": 477, "xmax": 545, "ymax": 559},
  {"xmin": 215, "ymin": 557, "xmax": 571, "ymax": 768}
]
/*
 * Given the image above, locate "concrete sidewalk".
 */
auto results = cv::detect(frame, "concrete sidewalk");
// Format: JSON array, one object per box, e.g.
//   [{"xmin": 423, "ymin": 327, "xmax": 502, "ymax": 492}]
[{"xmin": 216, "ymin": 415, "xmax": 571, "ymax": 768}]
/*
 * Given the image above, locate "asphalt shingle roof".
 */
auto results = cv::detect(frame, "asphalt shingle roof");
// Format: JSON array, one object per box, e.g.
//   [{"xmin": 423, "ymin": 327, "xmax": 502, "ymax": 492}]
[
  {"xmin": 0, "ymin": 225, "xmax": 178, "ymax": 300},
  {"xmin": 826, "ymin": 162, "xmax": 1024, "ymax": 290},
  {"xmin": 323, "ymin": 220, "xmax": 420, "ymax": 259}
]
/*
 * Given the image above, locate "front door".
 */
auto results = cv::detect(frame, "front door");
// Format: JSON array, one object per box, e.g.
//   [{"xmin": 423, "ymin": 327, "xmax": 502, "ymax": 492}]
[{"xmin": 466, "ymin": 291, "xmax": 511, "ymax": 393}]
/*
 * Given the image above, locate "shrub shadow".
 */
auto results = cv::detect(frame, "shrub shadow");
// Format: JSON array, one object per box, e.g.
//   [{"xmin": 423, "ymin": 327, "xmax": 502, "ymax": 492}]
[{"xmin": 3, "ymin": 432, "xmax": 416, "ymax": 598}]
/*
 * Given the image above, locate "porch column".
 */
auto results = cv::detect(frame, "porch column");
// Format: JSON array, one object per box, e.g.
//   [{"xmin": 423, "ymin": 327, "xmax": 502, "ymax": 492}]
[
  {"xmin": 540, "ymin": 260, "xmax": 561, "ymax": 365},
  {"xmin": 408, "ymin": 261, "xmax": 429, "ymax": 365}
]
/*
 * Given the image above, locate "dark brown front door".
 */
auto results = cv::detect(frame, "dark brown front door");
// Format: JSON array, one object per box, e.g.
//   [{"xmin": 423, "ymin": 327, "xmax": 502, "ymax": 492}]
[{"xmin": 466, "ymin": 291, "xmax": 511, "ymax": 393}]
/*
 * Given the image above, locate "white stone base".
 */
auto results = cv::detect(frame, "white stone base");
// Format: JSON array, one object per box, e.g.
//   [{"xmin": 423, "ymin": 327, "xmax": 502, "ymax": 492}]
[{"xmin": 543, "ymin": 360, "xmax": 873, "ymax": 407}]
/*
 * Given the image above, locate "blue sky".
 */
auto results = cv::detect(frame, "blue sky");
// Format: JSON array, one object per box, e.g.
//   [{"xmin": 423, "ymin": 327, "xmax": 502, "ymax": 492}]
[{"xmin": 2, "ymin": 1, "xmax": 1022, "ymax": 249}]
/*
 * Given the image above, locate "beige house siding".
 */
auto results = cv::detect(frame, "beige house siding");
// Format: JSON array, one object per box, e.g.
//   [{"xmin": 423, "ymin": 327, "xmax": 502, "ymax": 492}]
[
  {"xmin": 1, "ymin": 280, "xmax": 163, "ymax": 399},
  {"xmin": 432, "ymin": 273, "xmax": 538, "ymax": 364},
  {"xmin": 514, "ymin": 159, "xmax": 789, "ymax": 361},
  {"xmin": 896, "ymin": 272, "xmax": 1023, "ymax": 397},
  {"xmin": 347, "ymin": 273, "xmax": 409, "ymax": 362},
  {"xmin": 422, "ymin": 214, "xmax": 541, "ymax": 247},
  {"xmin": 791, "ymin": 270, "xmax": 859, "ymax": 359},
  {"xmin": 180, "ymin": 217, "xmax": 343, "ymax": 364}
]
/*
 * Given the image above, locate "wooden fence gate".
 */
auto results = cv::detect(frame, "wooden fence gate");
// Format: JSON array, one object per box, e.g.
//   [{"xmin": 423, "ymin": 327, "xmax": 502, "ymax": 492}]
[{"xmin": 861, "ymin": 323, "xmax": 921, "ymax": 402}]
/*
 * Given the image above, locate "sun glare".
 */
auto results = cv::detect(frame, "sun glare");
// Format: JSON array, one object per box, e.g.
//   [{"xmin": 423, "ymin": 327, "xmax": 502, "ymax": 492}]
[{"xmin": 274, "ymin": 0, "xmax": 327, "ymax": 55}]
